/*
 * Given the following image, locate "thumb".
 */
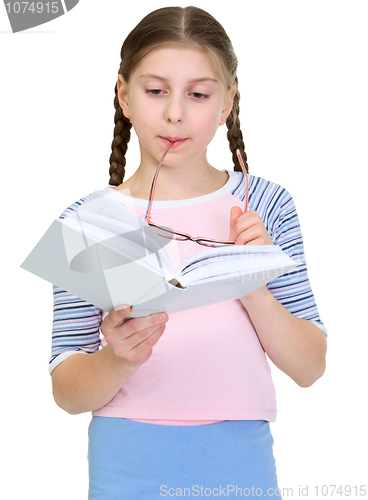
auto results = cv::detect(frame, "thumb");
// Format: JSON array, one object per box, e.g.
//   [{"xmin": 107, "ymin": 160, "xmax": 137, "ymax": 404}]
[
  {"xmin": 229, "ymin": 206, "xmax": 243, "ymax": 241},
  {"xmin": 104, "ymin": 305, "xmax": 132, "ymax": 329}
]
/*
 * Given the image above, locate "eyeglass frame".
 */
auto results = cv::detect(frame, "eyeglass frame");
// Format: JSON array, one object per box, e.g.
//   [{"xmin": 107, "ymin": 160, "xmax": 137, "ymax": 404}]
[{"xmin": 144, "ymin": 143, "xmax": 249, "ymax": 247}]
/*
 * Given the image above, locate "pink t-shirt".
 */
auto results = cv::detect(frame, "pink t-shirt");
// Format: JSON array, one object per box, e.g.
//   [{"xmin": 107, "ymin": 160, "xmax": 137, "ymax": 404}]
[{"xmin": 92, "ymin": 174, "xmax": 277, "ymax": 422}]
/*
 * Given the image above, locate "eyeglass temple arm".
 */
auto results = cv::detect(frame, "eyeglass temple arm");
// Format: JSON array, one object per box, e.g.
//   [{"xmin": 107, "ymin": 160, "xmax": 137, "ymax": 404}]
[
  {"xmin": 236, "ymin": 149, "xmax": 249, "ymax": 213},
  {"xmin": 145, "ymin": 141, "xmax": 173, "ymax": 222},
  {"xmin": 145, "ymin": 144, "xmax": 248, "ymax": 221}
]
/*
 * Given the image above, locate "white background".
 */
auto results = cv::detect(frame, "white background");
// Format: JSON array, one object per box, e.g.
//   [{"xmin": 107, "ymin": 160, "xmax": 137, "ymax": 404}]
[{"xmin": 1, "ymin": 0, "xmax": 367, "ymax": 498}]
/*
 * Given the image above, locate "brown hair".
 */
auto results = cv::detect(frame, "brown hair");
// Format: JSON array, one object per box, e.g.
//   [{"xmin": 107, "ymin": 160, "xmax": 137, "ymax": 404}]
[{"xmin": 109, "ymin": 6, "xmax": 249, "ymax": 186}]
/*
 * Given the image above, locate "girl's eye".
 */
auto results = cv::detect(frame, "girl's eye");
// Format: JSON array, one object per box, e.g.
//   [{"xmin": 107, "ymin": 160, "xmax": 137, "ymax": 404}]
[
  {"xmin": 191, "ymin": 92, "xmax": 209, "ymax": 100},
  {"xmin": 146, "ymin": 89, "xmax": 165, "ymax": 96}
]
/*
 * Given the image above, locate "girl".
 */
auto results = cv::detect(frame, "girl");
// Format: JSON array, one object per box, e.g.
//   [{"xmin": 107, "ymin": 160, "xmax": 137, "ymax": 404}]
[{"xmin": 50, "ymin": 6, "xmax": 327, "ymax": 499}]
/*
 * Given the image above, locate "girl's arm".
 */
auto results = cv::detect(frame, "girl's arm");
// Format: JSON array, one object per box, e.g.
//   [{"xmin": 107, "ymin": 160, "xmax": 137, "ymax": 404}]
[
  {"xmin": 229, "ymin": 206, "xmax": 327, "ymax": 387},
  {"xmin": 51, "ymin": 307, "xmax": 168, "ymax": 415},
  {"xmin": 240, "ymin": 286, "xmax": 327, "ymax": 387}
]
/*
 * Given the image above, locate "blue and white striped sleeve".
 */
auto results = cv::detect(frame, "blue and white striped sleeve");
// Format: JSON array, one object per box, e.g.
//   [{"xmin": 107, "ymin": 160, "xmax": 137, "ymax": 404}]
[
  {"xmin": 49, "ymin": 287, "xmax": 102, "ymax": 373},
  {"xmin": 49, "ymin": 196, "xmax": 102, "ymax": 374},
  {"xmin": 244, "ymin": 174, "xmax": 327, "ymax": 337},
  {"xmin": 266, "ymin": 185, "xmax": 327, "ymax": 336}
]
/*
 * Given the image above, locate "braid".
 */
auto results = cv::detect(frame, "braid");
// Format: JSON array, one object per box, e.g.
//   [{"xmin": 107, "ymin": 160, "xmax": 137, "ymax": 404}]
[
  {"xmin": 108, "ymin": 81, "xmax": 132, "ymax": 186},
  {"xmin": 226, "ymin": 80, "xmax": 249, "ymax": 173}
]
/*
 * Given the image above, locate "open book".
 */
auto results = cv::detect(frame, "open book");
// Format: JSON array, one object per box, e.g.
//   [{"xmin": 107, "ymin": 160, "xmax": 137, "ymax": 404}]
[{"xmin": 21, "ymin": 191, "xmax": 297, "ymax": 317}]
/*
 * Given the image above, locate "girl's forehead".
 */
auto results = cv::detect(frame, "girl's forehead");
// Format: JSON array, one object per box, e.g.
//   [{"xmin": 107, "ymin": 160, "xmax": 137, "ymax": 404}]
[{"xmin": 132, "ymin": 46, "xmax": 221, "ymax": 81}]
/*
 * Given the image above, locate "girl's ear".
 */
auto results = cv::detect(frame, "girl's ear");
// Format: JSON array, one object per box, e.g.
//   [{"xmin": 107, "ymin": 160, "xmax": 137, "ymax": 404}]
[
  {"xmin": 219, "ymin": 87, "xmax": 236, "ymax": 126},
  {"xmin": 117, "ymin": 75, "xmax": 131, "ymax": 121}
]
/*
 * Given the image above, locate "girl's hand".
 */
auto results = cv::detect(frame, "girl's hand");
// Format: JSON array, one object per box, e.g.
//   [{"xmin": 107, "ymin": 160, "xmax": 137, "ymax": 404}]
[
  {"xmin": 229, "ymin": 206, "xmax": 273, "ymax": 246},
  {"xmin": 101, "ymin": 307, "xmax": 168, "ymax": 367},
  {"xmin": 229, "ymin": 206, "xmax": 273, "ymax": 301}
]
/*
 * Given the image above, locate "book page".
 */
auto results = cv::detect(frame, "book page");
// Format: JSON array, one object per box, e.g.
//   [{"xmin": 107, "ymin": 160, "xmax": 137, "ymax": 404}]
[
  {"xmin": 61, "ymin": 192, "xmax": 175, "ymax": 278},
  {"xmin": 176, "ymin": 245, "xmax": 293, "ymax": 287}
]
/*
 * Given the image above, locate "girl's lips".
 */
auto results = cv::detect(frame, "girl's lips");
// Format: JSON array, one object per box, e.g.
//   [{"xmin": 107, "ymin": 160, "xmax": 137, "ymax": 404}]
[{"xmin": 159, "ymin": 137, "xmax": 188, "ymax": 148}]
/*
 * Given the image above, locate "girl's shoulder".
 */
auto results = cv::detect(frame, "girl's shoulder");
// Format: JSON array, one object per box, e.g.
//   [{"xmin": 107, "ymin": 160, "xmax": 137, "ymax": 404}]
[
  {"xmin": 57, "ymin": 188, "xmax": 112, "ymax": 220},
  {"xmin": 58, "ymin": 195, "xmax": 89, "ymax": 220},
  {"xmin": 227, "ymin": 170, "xmax": 294, "ymax": 216}
]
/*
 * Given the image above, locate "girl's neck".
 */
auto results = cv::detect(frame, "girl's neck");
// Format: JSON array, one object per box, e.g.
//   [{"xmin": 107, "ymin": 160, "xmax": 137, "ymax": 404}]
[{"xmin": 115, "ymin": 153, "xmax": 229, "ymax": 201}]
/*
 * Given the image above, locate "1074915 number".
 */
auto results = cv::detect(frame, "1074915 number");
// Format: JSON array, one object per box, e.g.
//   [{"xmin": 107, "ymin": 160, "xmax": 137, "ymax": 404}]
[
  {"xmin": 314, "ymin": 485, "xmax": 366, "ymax": 496},
  {"xmin": 5, "ymin": 2, "xmax": 60, "ymax": 14}
]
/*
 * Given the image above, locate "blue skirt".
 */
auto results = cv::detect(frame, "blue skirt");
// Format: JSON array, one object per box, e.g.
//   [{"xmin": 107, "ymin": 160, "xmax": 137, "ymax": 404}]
[{"xmin": 88, "ymin": 417, "xmax": 281, "ymax": 499}]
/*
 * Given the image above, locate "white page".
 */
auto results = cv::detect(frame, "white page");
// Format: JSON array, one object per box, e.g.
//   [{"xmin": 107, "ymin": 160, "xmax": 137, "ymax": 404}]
[
  {"xmin": 61, "ymin": 192, "xmax": 175, "ymax": 278},
  {"xmin": 178, "ymin": 245, "xmax": 295, "ymax": 287},
  {"xmin": 176, "ymin": 244, "xmax": 286, "ymax": 277}
]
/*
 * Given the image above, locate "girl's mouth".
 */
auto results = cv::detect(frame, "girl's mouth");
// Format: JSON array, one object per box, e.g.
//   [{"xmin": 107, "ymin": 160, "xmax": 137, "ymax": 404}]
[{"xmin": 159, "ymin": 137, "xmax": 187, "ymax": 148}]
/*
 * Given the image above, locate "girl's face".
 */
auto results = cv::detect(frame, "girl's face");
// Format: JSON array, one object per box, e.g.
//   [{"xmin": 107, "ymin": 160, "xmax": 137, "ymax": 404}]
[{"xmin": 117, "ymin": 46, "xmax": 235, "ymax": 169}]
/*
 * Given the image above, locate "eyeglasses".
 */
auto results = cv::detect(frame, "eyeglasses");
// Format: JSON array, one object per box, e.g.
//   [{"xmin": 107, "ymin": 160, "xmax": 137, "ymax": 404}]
[{"xmin": 144, "ymin": 143, "xmax": 249, "ymax": 247}]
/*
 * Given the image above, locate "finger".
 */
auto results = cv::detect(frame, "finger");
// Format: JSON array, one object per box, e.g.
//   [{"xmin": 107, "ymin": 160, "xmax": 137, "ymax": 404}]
[
  {"xmin": 246, "ymin": 238, "xmax": 269, "ymax": 246},
  {"xmin": 103, "ymin": 312, "xmax": 168, "ymax": 353},
  {"xmin": 124, "ymin": 325, "xmax": 167, "ymax": 365},
  {"xmin": 229, "ymin": 206, "xmax": 243, "ymax": 241},
  {"xmin": 121, "ymin": 312, "xmax": 168, "ymax": 340},
  {"xmin": 231, "ymin": 210, "xmax": 257, "ymax": 241},
  {"xmin": 125, "ymin": 322, "xmax": 167, "ymax": 352},
  {"xmin": 232, "ymin": 211, "xmax": 267, "ymax": 236},
  {"xmin": 113, "ymin": 323, "xmax": 167, "ymax": 362},
  {"xmin": 102, "ymin": 305, "xmax": 132, "ymax": 330},
  {"xmin": 235, "ymin": 225, "xmax": 273, "ymax": 246}
]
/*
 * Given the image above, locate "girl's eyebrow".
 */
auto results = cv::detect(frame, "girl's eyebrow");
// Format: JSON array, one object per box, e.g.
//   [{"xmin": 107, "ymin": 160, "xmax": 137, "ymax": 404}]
[{"xmin": 139, "ymin": 73, "xmax": 218, "ymax": 84}]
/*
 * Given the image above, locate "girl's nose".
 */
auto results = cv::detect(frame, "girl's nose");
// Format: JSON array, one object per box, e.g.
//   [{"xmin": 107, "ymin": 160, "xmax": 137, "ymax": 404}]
[{"xmin": 164, "ymin": 95, "xmax": 184, "ymax": 123}]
